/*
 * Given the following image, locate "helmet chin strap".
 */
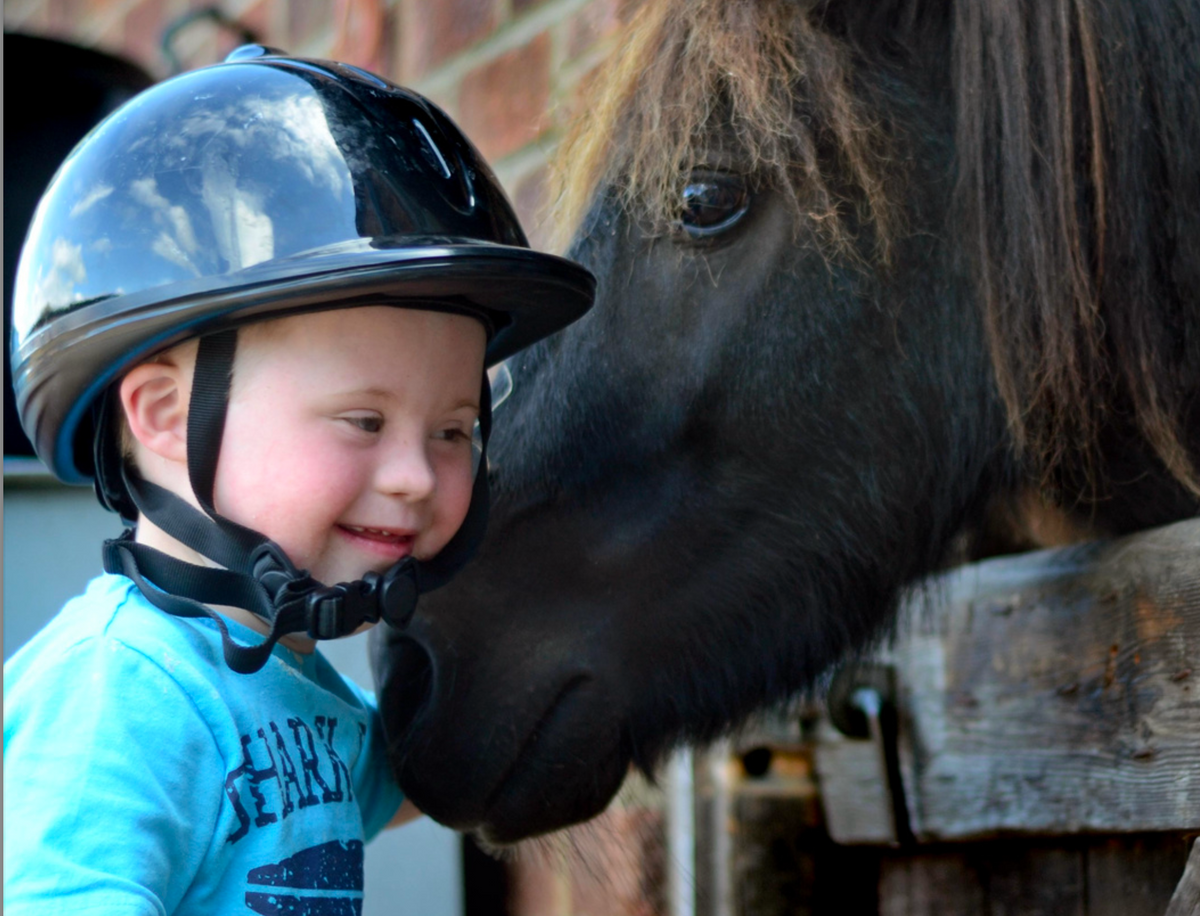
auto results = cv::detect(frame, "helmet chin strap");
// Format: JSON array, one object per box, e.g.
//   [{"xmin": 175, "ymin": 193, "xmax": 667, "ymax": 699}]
[{"xmin": 101, "ymin": 328, "xmax": 492, "ymax": 674}]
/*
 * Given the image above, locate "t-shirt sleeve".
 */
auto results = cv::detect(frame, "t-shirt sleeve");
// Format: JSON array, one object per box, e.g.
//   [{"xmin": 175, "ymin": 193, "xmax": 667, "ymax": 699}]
[
  {"xmin": 3, "ymin": 636, "xmax": 226, "ymax": 915},
  {"xmin": 339, "ymin": 678, "xmax": 405, "ymax": 840}
]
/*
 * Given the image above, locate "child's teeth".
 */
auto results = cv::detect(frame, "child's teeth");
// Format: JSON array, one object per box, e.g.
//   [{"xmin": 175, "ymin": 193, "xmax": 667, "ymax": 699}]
[{"xmin": 348, "ymin": 526, "xmax": 394, "ymax": 537}]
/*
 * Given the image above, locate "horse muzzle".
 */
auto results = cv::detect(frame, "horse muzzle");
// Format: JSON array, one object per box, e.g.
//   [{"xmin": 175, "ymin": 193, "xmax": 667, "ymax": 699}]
[{"xmin": 372, "ymin": 614, "xmax": 631, "ymax": 843}]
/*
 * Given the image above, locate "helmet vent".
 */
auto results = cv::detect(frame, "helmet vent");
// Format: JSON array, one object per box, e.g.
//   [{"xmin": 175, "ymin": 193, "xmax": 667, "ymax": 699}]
[{"xmin": 413, "ymin": 119, "xmax": 453, "ymax": 180}]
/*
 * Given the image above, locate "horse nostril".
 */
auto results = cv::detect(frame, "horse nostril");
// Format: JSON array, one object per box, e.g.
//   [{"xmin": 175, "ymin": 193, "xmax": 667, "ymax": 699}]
[{"xmin": 379, "ymin": 637, "xmax": 435, "ymax": 754}]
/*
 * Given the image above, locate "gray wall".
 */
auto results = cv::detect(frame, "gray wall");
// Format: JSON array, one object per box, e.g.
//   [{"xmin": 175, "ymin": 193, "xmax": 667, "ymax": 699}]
[{"xmin": 3, "ymin": 461, "xmax": 463, "ymax": 916}]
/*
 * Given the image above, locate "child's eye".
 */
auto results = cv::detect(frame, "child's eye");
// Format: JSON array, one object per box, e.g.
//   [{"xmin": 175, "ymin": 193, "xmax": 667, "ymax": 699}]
[
  {"xmin": 343, "ymin": 415, "xmax": 383, "ymax": 434},
  {"xmin": 435, "ymin": 427, "xmax": 470, "ymax": 444}
]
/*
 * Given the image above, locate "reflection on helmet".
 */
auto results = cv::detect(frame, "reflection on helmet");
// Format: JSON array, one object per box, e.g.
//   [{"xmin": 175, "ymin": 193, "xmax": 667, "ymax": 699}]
[
  {"xmin": 12, "ymin": 44, "xmax": 594, "ymax": 487},
  {"xmin": 489, "ymin": 361, "xmax": 514, "ymax": 411}
]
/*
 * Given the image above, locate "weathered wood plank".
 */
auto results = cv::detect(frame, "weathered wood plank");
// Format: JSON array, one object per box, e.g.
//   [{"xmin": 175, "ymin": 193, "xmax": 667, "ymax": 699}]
[
  {"xmin": 1087, "ymin": 835, "xmax": 1194, "ymax": 916},
  {"xmin": 705, "ymin": 721, "xmax": 1195, "ymax": 914},
  {"xmin": 811, "ymin": 718, "xmax": 897, "ymax": 844},
  {"xmin": 818, "ymin": 519, "xmax": 1200, "ymax": 841},
  {"xmin": 878, "ymin": 851, "xmax": 985, "ymax": 916},
  {"xmin": 985, "ymin": 844, "xmax": 1085, "ymax": 916},
  {"xmin": 875, "ymin": 836, "xmax": 1192, "ymax": 916},
  {"xmin": 1165, "ymin": 838, "xmax": 1200, "ymax": 916}
]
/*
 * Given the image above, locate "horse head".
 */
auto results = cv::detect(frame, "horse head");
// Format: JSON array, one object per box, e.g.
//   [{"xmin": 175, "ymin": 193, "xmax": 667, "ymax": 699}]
[{"xmin": 373, "ymin": 0, "xmax": 1200, "ymax": 845}]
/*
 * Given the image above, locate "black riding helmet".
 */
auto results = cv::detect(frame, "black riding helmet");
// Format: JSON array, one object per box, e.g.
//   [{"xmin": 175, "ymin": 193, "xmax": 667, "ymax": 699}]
[{"xmin": 11, "ymin": 46, "xmax": 595, "ymax": 673}]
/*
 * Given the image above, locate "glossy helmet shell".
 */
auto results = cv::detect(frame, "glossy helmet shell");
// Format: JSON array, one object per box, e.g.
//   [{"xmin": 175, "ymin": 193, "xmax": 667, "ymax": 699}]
[{"xmin": 12, "ymin": 45, "xmax": 594, "ymax": 485}]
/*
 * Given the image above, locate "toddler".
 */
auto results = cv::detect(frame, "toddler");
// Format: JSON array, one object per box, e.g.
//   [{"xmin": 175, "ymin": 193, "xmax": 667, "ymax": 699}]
[{"xmin": 4, "ymin": 45, "xmax": 593, "ymax": 914}]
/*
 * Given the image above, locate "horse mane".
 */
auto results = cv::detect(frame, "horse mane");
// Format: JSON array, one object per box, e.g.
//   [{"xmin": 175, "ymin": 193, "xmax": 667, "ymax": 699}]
[
  {"xmin": 550, "ymin": 0, "xmax": 897, "ymax": 257},
  {"xmin": 954, "ymin": 0, "xmax": 1200, "ymax": 499},
  {"xmin": 551, "ymin": 0, "xmax": 1200, "ymax": 501}
]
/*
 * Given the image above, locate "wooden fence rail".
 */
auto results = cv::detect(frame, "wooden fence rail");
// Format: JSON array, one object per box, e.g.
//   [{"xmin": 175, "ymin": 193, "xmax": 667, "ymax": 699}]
[
  {"xmin": 817, "ymin": 517, "xmax": 1200, "ymax": 844},
  {"xmin": 693, "ymin": 519, "xmax": 1199, "ymax": 916}
]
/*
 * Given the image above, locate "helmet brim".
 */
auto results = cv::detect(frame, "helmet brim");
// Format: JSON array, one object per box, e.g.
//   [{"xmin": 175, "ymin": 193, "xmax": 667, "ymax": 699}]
[{"xmin": 14, "ymin": 240, "xmax": 594, "ymax": 484}]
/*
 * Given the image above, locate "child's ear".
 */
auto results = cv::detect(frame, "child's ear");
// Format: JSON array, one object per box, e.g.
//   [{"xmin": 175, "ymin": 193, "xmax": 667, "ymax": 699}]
[{"xmin": 119, "ymin": 361, "xmax": 189, "ymax": 463}]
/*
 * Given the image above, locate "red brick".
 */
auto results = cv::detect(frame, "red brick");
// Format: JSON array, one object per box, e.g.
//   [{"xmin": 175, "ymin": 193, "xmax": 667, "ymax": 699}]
[
  {"xmin": 122, "ymin": 0, "xmax": 166, "ymax": 73},
  {"xmin": 328, "ymin": 0, "xmax": 389, "ymax": 71},
  {"xmin": 24, "ymin": 0, "xmax": 109, "ymax": 34},
  {"xmin": 172, "ymin": 22, "xmax": 224, "ymax": 72},
  {"xmin": 287, "ymin": 0, "xmax": 331, "ymax": 50},
  {"xmin": 236, "ymin": 0, "xmax": 275, "ymax": 48},
  {"xmin": 457, "ymin": 30, "xmax": 551, "ymax": 161},
  {"xmin": 61, "ymin": 0, "xmax": 111, "ymax": 26},
  {"xmin": 513, "ymin": 164, "xmax": 552, "ymax": 250},
  {"xmin": 160, "ymin": 9, "xmax": 225, "ymax": 72},
  {"xmin": 565, "ymin": 0, "xmax": 622, "ymax": 60},
  {"xmin": 559, "ymin": 59, "xmax": 604, "ymax": 132},
  {"xmin": 3, "ymin": 0, "xmax": 52, "ymax": 31},
  {"xmin": 156, "ymin": 1, "xmax": 279, "ymax": 72},
  {"xmin": 398, "ymin": 0, "xmax": 496, "ymax": 80},
  {"xmin": 92, "ymin": 14, "xmax": 128, "ymax": 61},
  {"xmin": 374, "ymin": 5, "xmax": 398, "ymax": 79}
]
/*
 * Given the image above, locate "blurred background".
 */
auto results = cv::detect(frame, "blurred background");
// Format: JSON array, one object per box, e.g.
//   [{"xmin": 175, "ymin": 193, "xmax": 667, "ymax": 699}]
[{"xmin": 3, "ymin": 2, "xmax": 663, "ymax": 914}]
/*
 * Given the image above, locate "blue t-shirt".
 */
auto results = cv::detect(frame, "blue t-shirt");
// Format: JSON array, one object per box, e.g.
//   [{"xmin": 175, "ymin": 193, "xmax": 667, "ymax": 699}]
[{"xmin": 4, "ymin": 573, "xmax": 405, "ymax": 915}]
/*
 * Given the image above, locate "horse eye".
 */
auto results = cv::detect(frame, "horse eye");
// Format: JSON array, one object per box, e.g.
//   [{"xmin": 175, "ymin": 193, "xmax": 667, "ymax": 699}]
[{"xmin": 678, "ymin": 172, "xmax": 750, "ymax": 238}]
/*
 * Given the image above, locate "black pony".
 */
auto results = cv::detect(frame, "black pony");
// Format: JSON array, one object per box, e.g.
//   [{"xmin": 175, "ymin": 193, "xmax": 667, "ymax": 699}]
[{"xmin": 373, "ymin": 0, "xmax": 1200, "ymax": 844}]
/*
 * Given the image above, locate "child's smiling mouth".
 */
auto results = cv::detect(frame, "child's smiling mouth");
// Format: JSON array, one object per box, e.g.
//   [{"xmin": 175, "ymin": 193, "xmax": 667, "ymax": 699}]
[{"xmin": 337, "ymin": 524, "xmax": 417, "ymax": 559}]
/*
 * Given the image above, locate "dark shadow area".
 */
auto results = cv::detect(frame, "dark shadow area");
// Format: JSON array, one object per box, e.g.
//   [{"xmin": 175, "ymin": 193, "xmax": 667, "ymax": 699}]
[
  {"xmin": 462, "ymin": 833, "xmax": 509, "ymax": 916},
  {"xmin": 4, "ymin": 33, "xmax": 152, "ymax": 457}
]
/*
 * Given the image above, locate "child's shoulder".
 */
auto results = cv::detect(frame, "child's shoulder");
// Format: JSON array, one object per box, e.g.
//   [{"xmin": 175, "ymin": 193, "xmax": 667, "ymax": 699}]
[
  {"xmin": 6, "ymin": 574, "xmax": 373, "ymax": 724},
  {"xmin": 3, "ymin": 575, "xmax": 235, "ymax": 753},
  {"xmin": 30, "ymin": 573, "xmax": 185, "ymax": 650},
  {"xmin": 6, "ymin": 573, "xmax": 223, "ymax": 690}
]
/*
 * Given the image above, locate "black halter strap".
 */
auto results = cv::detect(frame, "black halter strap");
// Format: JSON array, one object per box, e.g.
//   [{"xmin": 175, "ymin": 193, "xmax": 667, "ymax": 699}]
[{"xmin": 102, "ymin": 327, "xmax": 492, "ymax": 674}]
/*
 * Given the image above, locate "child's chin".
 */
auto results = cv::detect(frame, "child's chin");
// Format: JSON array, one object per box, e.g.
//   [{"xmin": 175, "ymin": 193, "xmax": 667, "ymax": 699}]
[
  {"xmin": 315, "ymin": 566, "xmax": 382, "ymax": 586},
  {"xmin": 315, "ymin": 558, "xmax": 408, "ymax": 586}
]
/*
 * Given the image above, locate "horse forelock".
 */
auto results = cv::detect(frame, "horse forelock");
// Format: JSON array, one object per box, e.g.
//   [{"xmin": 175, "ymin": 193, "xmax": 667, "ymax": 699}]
[
  {"xmin": 552, "ymin": 0, "xmax": 1200, "ymax": 504},
  {"xmin": 549, "ymin": 0, "xmax": 898, "ymax": 257}
]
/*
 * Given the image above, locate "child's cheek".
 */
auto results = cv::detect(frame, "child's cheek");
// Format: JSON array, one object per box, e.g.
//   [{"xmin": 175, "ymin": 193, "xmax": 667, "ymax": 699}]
[{"xmin": 432, "ymin": 457, "xmax": 476, "ymax": 549}]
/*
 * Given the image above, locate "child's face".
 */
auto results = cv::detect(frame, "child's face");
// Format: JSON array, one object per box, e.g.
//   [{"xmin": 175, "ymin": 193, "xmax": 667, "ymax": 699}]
[{"xmin": 212, "ymin": 306, "xmax": 486, "ymax": 587}]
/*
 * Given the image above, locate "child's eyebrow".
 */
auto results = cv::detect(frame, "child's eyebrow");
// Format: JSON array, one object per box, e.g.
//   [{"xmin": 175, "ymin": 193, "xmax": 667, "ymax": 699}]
[{"xmin": 332, "ymin": 387, "xmax": 480, "ymax": 413}]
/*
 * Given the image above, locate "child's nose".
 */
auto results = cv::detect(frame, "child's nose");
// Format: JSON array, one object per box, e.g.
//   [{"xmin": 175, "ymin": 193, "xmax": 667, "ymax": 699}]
[{"xmin": 377, "ymin": 442, "xmax": 437, "ymax": 501}]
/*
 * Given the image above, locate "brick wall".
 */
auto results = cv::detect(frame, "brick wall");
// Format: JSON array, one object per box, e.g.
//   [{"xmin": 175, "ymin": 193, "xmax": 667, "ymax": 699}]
[
  {"xmin": 3, "ymin": 1, "xmax": 666, "ymax": 913},
  {"xmin": 3, "ymin": 0, "xmax": 630, "ymax": 249}
]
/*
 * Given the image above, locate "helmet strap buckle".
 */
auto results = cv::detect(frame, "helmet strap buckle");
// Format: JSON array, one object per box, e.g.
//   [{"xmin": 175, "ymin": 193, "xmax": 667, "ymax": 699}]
[
  {"xmin": 303, "ymin": 558, "xmax": 420, "ymax": 640},
  {"xmin": 372, "ymin": 558, "xmax": 420, "ymax": 629},
  {"xmin": 251, "ymin": 541, "xmax": 308, "ymax": 601},
  {"xmin": 306, "ymin": 585, "xmax": 360, "ymax": 640},
  {"xmin": 247, "ymin": 540, "xmax": 420, "ymax": 640}
]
